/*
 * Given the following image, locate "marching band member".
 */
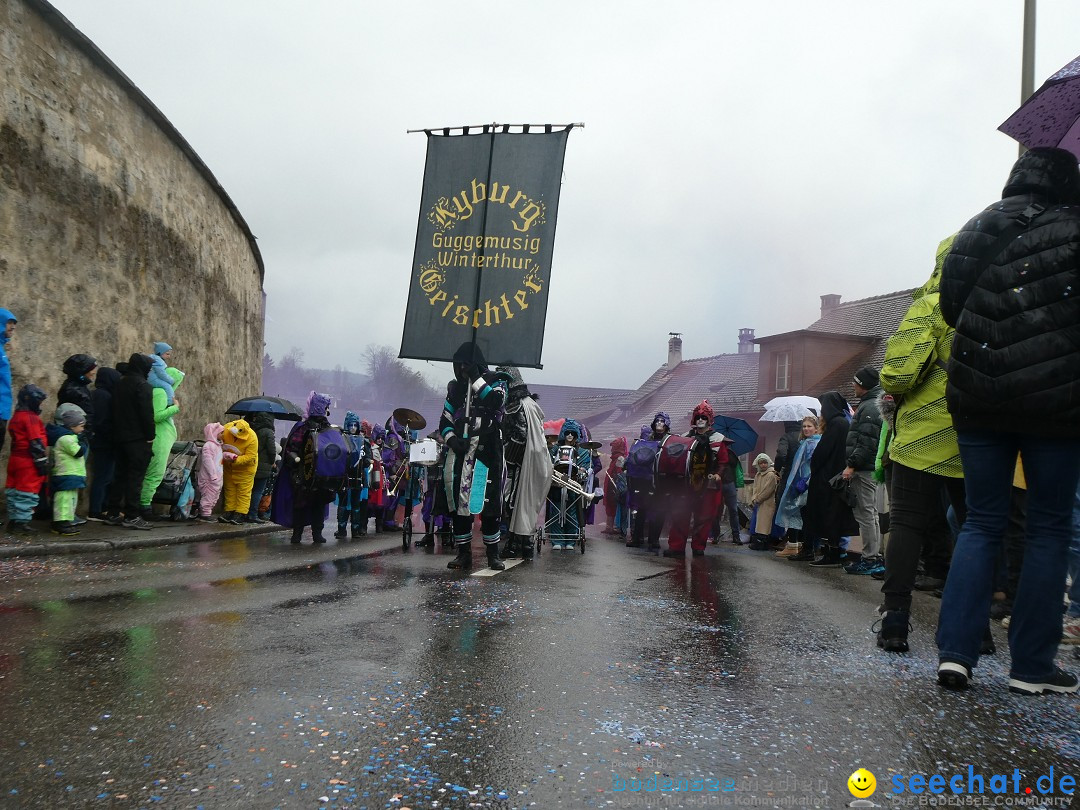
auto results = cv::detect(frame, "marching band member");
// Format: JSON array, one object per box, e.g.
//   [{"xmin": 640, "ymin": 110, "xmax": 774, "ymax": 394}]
[
  {"xmin": 547, "ymin": 419, "xmax": 598, "ymax": 549},
  {"xmin": 335, "ymin": 411, "xmax": 371, "ymax": 539},
  {"xmin": 603, "ymin": 436, "xmax": 629, "ymax": 536},
  {"xmin": 665, "ymin": 400, "xmax": 727, "ymax": 558},
  {"xmin": 627, "ymin": 412, "xmax": 671, "ymax": 549},
  {"xmin": 367, "ymin": 422, "xmax": 387, "ymax": 532},
  {"xmin": 497, "ymin": 366, "xmax": 552, "ymax": 562},
  {"xmin": 441, "ymin": 342, "xmax": 507, "ymax": 571},
  {"xmin": 380, "ymin": 413, "xmax": 408, "ymax": 531}
]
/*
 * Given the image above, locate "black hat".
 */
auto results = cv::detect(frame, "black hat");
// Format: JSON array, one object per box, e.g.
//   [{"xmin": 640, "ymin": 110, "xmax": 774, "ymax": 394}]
[{"xmin": 853, "ymin": 366, "xmax": 879, "ymax": 389}]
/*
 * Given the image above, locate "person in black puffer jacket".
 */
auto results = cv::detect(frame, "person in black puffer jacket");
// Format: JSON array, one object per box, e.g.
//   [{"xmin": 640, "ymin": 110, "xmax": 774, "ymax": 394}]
[
  {"xmin": 936, "ymin": 146, "xmax": 1080, "ymax": 696},
  {"xmin": 87, "ymin": 366, "xmax": 121, "ymax": 518},
  {"xmin": 247, "ymin": 411, "xmax": 277, "ymax": 523},
  {"xmin": 105, "ymin": 353, "xmax": 156, "ymax": 529},
  {"xmin": 58, "ymin": 354, "xmax": 98, "ymax": 440}
]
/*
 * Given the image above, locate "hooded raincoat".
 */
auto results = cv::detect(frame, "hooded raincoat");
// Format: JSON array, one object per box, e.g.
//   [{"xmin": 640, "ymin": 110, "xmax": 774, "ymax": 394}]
[{"xmin": 140, "ymin": 368, "xmax": 184, "ymax": 506}]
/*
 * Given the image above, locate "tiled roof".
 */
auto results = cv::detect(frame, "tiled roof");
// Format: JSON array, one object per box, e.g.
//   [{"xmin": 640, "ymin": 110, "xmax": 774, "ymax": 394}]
[
  {"xmin": 808, "ymin": 289, "xmax": 915, "ymax": 368},
  {"xmin": 582, "ymin": 352, "xmax": 762, "ymax": 444},
  {"xmin": 528, "ymin": 384, "xmax": 635, "ymax": 425}
]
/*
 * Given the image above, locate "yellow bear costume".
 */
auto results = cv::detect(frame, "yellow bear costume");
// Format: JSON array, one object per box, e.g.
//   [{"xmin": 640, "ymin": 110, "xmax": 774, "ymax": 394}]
[{"xmin": 221, "ymin": 418, "xmax": 259, "ymax": 517}]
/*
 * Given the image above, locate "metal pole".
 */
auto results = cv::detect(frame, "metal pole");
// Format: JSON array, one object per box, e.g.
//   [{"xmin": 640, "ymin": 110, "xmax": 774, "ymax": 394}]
[{"xmin": 1019, "ymin": 0, "xmax": 1037, "ymax": 156}]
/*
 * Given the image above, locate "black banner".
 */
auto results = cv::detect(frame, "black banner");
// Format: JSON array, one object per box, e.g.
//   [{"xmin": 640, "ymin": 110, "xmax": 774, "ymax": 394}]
[{"xmin": 400, "ymin": 127, "xmax": 571, "ymax": 368}]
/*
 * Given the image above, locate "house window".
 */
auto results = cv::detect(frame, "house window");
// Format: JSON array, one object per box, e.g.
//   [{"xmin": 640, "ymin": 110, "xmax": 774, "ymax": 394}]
[{"xmin": 775, "ymin": 351, "xmax": 790, "ymax": 392}]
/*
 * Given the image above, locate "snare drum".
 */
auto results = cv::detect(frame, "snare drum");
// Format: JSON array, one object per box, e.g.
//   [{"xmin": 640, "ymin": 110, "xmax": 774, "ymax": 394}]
[
  {"xmin": 657, "ymin": 435, "xmax": 697, "ymax": 478},
  {"xmin": 409, "ymin": 438, "xmax": 440, "ymax": 466}
]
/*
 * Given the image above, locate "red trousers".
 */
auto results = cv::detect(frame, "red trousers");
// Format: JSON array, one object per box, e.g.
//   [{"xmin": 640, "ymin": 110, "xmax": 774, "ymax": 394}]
[{"xmin": 667, "ymin": 489, "xmax": 721, "ymax": 552}]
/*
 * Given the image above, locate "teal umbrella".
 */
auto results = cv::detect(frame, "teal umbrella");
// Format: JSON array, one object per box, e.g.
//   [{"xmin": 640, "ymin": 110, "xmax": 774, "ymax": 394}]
[{"xmin": 712, "ymin": 415, "xmax": 758, "ymax": 457}]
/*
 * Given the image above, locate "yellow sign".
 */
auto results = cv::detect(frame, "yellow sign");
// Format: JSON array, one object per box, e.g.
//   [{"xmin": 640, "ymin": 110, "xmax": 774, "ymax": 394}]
[{"xmin": 848, "ymin": 768, "xmax": 877, "ymax": 798}]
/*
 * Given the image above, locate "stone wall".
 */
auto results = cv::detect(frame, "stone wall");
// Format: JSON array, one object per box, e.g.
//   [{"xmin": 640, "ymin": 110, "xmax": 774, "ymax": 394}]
[{"xmin": 0, "ymin": 0, "xmax": 264, "ymax": 450}]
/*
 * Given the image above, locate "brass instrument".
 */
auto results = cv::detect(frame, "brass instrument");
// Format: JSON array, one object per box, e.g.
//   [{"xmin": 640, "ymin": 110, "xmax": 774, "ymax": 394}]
[{"xmin": 550, "ymin": 468, "xmax": 599, "ymax": 501}]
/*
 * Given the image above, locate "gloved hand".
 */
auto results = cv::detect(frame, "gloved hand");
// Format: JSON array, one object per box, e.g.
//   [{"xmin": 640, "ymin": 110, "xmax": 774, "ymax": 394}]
[
  {"xmin": 467, "ymin": 363, "xmax": 482, "ymax": 382},
  {"xmin": 447, "ymin": 435, "xmax": 469, "ymax": 455}
]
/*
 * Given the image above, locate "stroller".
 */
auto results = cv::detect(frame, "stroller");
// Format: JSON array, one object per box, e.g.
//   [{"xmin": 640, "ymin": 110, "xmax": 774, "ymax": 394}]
[
  {"xmin": 152, "ymin": 440, "xmax": 201, "ymax": 520},
  {"xmin": 542, "ymin": 444, "xmax": 591, "ymax": 553}
]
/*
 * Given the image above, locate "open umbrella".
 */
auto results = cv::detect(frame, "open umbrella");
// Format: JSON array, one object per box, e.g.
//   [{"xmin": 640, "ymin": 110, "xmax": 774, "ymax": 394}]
[
  {"xmin": 226, "ymin": 396, "xmax": 303, "ymax": 421},
  {"xmin": 999, "ymin": 54, "xmax": 1080, "ymax": 159},
  {"xmin": 760, "ymin": 395, "xmax": 820, "ymax": 423},
  {"xmin": 712, "ymin": 415, "xmax": 758, "ymax": 457}
]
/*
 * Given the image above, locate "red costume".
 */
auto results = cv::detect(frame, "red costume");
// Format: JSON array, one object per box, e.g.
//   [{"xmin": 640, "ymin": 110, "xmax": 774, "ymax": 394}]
[
  {"xmin": 5, "ymin": 409, "xmax": 47, "ymax": 493},
  {"xmin": 602, "ymin": 436, "xmax": 628, "ymax": 533},
  {"xmin": 667, "ymin": 400, "xmax": 728, "ymax": 554}
]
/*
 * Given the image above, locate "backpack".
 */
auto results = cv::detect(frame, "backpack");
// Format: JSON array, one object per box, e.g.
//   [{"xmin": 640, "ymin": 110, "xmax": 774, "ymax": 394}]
[
  {"xmin": 301, "ymin": 425, "xmax": 349, "ymax": 491},
  {"xmin": 626, "ymin": 439, "xmax": 660, "ymax": 481}
]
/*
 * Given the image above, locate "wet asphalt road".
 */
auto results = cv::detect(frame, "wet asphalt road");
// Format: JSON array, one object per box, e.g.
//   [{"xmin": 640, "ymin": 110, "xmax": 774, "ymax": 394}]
[{"xmin": 0, "ymin": 528, "xmax": 1077, "ymax": 810}]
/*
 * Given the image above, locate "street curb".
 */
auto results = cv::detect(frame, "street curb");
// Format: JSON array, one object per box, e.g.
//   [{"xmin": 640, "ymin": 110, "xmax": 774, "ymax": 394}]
[{"xmin": 0, "ymin": 523, "xmax": 280, "ymax": 559}]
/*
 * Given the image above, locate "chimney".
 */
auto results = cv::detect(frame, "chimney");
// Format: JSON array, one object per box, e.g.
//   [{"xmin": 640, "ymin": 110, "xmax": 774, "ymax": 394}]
[
  {"xmin": 667, "ymin": 332, "xmax": 683, "ymax": 368},
  {"xmin": 820, "ymin": 294, "xmax": 842, "ymax": 318},
  {"xmin": 738, "ymin": 328, "xmax": 755, "ymax": 354}
]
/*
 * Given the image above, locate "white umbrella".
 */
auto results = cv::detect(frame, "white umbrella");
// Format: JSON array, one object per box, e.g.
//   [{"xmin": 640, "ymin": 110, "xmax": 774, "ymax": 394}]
[{"xmin": 760, "ymin": 395, "xmax": 820, "ymax": 423}]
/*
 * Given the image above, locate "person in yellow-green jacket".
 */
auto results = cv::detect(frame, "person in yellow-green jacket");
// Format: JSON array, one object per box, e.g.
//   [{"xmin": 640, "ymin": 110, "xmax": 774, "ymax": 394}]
[
  {"xmin": 875, "ymin": 236, "xmax": 966, "ymax": 653},
  {"xmin": 140, "ymin": 367, "xmax": 184, "ymax": 514}
]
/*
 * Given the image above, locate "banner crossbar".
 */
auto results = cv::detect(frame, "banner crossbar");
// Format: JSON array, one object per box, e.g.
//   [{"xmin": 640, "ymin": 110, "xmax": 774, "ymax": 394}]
[{"xmin": 406, "ymin": 122, "xmax": 584, "ymax": 135}]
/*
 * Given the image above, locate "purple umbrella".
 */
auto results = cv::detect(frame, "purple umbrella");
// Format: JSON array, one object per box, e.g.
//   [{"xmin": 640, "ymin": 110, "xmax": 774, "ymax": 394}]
[{"xmin": 999, "ymin": 54, "xmax": 1080, "ymax": 159}]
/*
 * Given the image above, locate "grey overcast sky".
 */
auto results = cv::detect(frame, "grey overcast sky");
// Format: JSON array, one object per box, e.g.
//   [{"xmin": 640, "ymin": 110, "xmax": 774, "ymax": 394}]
[{"xmin": 50, "ymin": 1, "xmax": 1080, "ymax": 389}]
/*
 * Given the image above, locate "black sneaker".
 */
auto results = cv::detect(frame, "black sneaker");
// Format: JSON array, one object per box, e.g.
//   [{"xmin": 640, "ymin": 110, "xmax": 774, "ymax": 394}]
[
  {"xmin": 86, "ymin": 512, "xmax": 108, "ymax": 522},
  {"xmin": 105, "ymin": 514, "xmax": 125, "ymax": 526},
  {"xmin": 51, "ymin": 521, "xmax": 80, "ymax": 537},
  {"xmin": 122, "ymin": 516, "xmax": 152, "ymax": 531},
  {"xmin": 1008, "ymin": 668, "xmax": 1079, "ymax": 696},
  {"xmin": 914, "ymin": 575, "xmax": 947, "ymax": 591},
  {"xmin": 937, "ymin": 660, "xmax": 972, "ymax": 690}
]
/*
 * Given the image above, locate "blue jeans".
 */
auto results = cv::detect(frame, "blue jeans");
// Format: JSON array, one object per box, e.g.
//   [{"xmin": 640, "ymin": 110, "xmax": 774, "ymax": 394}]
[
  {"xmin": 1069, "ymin": 479, "xmax": 1080, "ymax": 618},
  {"xmin": 247, "ymin": 477, "xmax": 268, "ymax": 520},
  {"xmin": 937, "ymin": 430, "xmax": 1080, "ymax": 680}
]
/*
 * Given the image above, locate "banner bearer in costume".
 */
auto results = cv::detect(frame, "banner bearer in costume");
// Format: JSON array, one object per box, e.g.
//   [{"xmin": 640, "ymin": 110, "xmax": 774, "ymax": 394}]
[
  {"xmin": 665, "ymin": 400, "xmax": 728, "ymax": 558},
  {"xmin": 497, "ymin": 366, "xmax": 552, "ymax": 562},
  {"xmin": 441, "ymin": 342, "xmax": 507, "ymax": 571},
  {"xmin": 220, "ymin": 417, "xmax": 258, "ymax": 524}
]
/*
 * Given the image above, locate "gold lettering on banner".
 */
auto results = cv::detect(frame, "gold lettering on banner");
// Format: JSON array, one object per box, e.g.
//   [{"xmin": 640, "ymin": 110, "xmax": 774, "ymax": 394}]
[{"xmin": 418, "ymin": 174, "xmax": 552, "ymax": 331}]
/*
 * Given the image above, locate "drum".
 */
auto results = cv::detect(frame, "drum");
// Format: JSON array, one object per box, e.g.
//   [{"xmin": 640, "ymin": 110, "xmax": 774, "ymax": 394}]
[
  {"xmin": 409, "ymin": 438, "xmax": 440, "ymax": 466},
  {"xmin": 625, "ymin": 439, "xmax": 660, "ymax": 482},
  {"xmin": 657, "ymin": 435, "xmax": 697, "ymax": 478}
]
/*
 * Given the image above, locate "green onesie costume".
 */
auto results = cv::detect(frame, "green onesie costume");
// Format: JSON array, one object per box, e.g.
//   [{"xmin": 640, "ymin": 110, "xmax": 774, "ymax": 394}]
[{"xmin": 140, "ymin": 367, "xmax": 184, "ymax": 507}]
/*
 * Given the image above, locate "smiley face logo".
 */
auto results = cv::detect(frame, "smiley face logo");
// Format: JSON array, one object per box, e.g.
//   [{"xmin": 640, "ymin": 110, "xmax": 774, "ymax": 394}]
[{"xmin": 848, "ymin": 768, "xmax": 876, "ymax": 798}]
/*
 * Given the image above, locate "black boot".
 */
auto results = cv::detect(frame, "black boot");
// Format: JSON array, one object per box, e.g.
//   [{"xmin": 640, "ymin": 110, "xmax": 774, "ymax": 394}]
[
  {"xmin": 334, "ymin": 526, "xmax": 348, "ymax": 539},
  {"xmin": 486, "ymin": 543, "xmax": 505, "ymax": 571},
  {"xmin": 809, "ymin": 545, "xmax": 842, "ymax": 567},
  {"xmin": 447, "ymin": 542, "xmax": 472, "ymax": 570},
  {"xmin": 877, "ymin": 610, "xmax": 910, "ymax": 653},
  {"xmin": 519, "ymin": 533, "xmax": 534, "ymax": 562},
  {"xmin": 290, "ymin": 527, "xmax": 303, "ymax": 544},
  {"xmin": 312, "ymin": 525, "xmax": 327, "ymax": 544},
  {"xmin": 415, "ymin": 532, "xmax": 435, "ymax": 549},
  {"xmin": 500, "ymin": 534, "xmax": 519, "ymax": 560},
  {"xmin": 789, "ymin": 543, "xmax": 817, "ymax": 562},
  {"xmin": 356, "ymin": 503, "xmax": 369, "ymax": 535}
]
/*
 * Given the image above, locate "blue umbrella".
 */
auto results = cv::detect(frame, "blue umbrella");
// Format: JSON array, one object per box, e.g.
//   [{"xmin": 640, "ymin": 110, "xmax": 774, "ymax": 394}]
[
  {"xmin": 226, "ymin": 395, "xmax": 303, "ymax": 421},
  {"xmin": 712, "ymin": 414, "xmax": 758, "ymax": 457}
]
